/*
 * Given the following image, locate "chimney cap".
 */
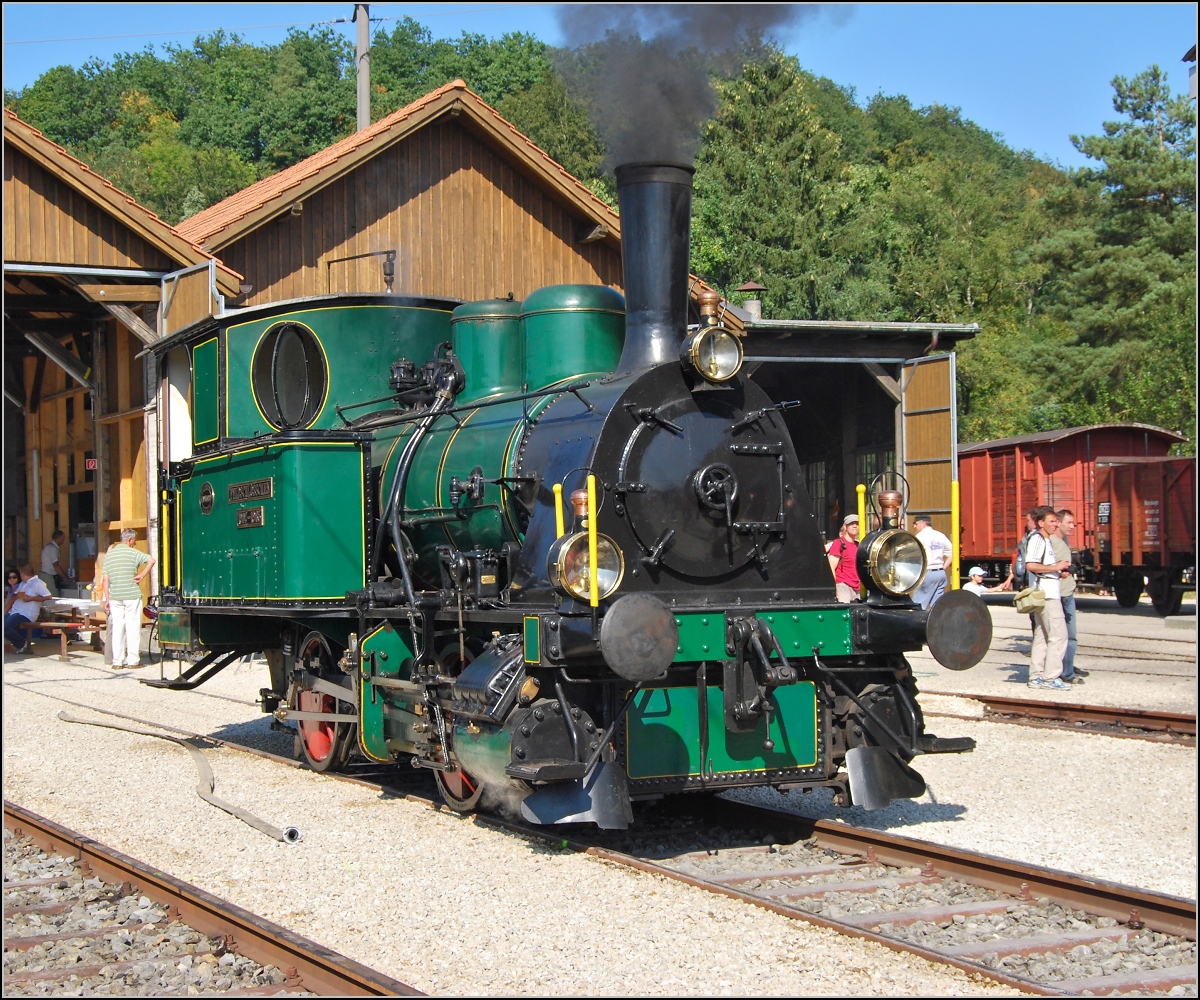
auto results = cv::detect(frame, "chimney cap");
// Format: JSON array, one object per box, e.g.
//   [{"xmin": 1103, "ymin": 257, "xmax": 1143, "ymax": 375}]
[{"xmin": 737, "ymin": 280, "xmax": 767, "ymax": 292}]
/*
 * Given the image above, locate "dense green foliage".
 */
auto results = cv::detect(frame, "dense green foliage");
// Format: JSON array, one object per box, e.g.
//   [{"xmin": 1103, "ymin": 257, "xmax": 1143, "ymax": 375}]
[
  {"xmin": 5, "ymin": 28, "xmax": 1194, "ymax": 447},
  {"xmin": 3, "ymin": 20, "xmax": 585, "ymax": 220},
  {"xmin": 690, "ymin": 53, "xmax": 1195, "ymax": 449}
]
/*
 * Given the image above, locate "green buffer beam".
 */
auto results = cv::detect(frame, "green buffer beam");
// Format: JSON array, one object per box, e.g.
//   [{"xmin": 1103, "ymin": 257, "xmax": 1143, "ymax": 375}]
[{"xmin": 671, "ymin": 609, "xmax": 853, "ymax": 662}]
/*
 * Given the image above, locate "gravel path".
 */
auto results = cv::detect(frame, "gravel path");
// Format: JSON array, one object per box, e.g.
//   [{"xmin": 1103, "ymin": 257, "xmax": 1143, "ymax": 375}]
[
  {"xmin": 911, "ymin": 599, "xmax": 1196, "ymax": 714},
  {"xmin": 2, "ymin": 654, "xmax": 1015, "ymax": 996}
]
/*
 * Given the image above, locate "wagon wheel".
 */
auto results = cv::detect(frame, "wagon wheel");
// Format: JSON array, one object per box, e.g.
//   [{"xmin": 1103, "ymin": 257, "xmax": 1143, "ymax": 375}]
[
  {"xmin": 1113, "ymin": 570, "xmax": 1144, "ymax": 609},
  {"xmin": 1147, "ymin": 569, "xmax": 1184, "ymax": 617},
  {"xmin": 293, "ymin": 631, "xmax": 356, "ymax": 773},
  {"xmin": 435, "ymin": 763, "xmax": 485, "ymax": 812}
]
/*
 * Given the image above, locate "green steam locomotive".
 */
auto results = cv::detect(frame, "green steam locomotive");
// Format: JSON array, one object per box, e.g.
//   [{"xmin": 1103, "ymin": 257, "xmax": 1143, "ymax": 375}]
[{"xmin": 150, "ymin": 163, "xmax": 990, "ymax": 828}]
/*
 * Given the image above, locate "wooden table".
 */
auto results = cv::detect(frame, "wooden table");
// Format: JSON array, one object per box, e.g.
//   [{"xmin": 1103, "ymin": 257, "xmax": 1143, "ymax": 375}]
[
  {"xmin": 19, "ymin": 601, "xmax": 106, "ymax": 659},
  {"xmin": 18, "ymin": 620, "xmax": 102, "ymax": 659}
]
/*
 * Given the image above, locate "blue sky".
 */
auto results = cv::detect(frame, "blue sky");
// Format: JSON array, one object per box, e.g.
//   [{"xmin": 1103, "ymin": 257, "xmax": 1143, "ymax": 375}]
[{"xmin": 3, "ymin": 3, "xmax": 1195, "ymax": 169}]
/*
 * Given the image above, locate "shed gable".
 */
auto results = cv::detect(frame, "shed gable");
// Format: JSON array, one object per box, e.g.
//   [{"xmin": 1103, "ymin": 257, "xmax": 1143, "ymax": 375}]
[
  {"xmin": 220, "ymin": 119, "xmax": 622, "ymax": 306},
  {"xmin": 4, "ymin": 146, "xmax": 176, "ymax": 271}
]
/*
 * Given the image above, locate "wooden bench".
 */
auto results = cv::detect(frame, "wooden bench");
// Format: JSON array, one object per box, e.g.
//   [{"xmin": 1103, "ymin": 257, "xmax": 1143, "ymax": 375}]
[{"xmin": 17, "ymin": 620, "xmax": 104, "ymax": 659}]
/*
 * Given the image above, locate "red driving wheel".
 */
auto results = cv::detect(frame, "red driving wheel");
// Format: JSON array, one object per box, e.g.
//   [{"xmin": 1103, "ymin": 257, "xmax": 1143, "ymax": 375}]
[
  {"xmin": 293, "ymin": 631, "xmax": 355, "ymax": 773},
  {"xmin": 298, "ymin": 689, "xmax": 337, "ymax": 763}
]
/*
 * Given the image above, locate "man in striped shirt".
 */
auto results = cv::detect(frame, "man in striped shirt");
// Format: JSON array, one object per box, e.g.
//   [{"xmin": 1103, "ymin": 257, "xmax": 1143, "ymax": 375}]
[{"xmin": 99, "ymin": 529, "xmax": 154, "ymax": 669}]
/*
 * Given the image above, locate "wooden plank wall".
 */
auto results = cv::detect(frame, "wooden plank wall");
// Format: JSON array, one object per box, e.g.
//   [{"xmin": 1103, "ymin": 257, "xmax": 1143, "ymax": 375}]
[
  {"xmin": 902, "ymin": 356, "xmax": 955, "ymax": 537},
  {"xmin": 21, "ymin": 321, "xmax": 148, "ymax": 570},
  {"xmin": 97, "ymin": 318, "xmax": 148, "ymax": 533},
  {"xmin": 4, "ymin": 148, "xmax": 174, "ymax": 270},
  {"xmin": 162, "ymin": 267, "xmax": 216, "ymax": 337},
  {"xmin": 221, "ymin": 120, "xmax": 623, "ymax": 306},
  {"xmin": 23, "ymin": 353, "xmax": 94, "ymax": 566}
]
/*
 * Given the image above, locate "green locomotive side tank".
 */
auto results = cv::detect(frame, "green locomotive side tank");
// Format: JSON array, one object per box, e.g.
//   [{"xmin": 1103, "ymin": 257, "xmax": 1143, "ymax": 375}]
[
  {"xmin": 451, "ymin": 298, "xmax": 524, "ymax": 402},
  {"xmin": 521, "ymin": 284, "xmax": 624, "ymax": 390},
  {"xmin": 176, "ymin": 441, "xmax": 366, "ymax": 600}
]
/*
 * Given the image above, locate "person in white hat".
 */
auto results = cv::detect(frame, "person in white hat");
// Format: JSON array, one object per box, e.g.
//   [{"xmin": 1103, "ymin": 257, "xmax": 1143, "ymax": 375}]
[{"xmin": 963, "ymin": 566, "xmax": 1001, "ymax": 596}]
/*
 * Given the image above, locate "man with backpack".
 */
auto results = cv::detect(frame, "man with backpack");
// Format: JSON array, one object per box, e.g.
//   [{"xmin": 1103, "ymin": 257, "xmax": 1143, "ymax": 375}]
[
  {"xmin": 827, "ymin": 514, "xmax": 860, "ymax": 602},
  {"xmin": 1000, "ymin": 511, "xmax": 1038, "ymax": 591},
  {"xmin": 1024, "ymin": 505, "xmax": 1071, "ymax": 690}
]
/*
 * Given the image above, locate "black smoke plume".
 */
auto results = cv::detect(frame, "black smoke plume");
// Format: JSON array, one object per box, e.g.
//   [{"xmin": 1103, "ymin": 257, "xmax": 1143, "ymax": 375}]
[{"xmin": 554, "ymin": 4, "xmax": 845, "ymax": 166}]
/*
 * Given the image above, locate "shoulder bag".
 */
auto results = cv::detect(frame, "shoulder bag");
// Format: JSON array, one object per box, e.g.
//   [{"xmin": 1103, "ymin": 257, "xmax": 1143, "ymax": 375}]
[{"xmin": 1013, "ymin": 534, "xmax": 1047, "ymax": 613}]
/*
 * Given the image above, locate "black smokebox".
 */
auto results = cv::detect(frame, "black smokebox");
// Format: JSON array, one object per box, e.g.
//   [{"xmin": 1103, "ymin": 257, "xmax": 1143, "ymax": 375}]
[{"xmin": 614, "ymin": 162, "xmax": 694, "ymax": 375}]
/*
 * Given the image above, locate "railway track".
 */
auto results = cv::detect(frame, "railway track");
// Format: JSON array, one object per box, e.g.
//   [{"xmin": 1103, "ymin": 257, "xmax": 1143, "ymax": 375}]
[
  {"xmin": 21, "ymin": 698, "xmax": 1196, "ymax": 997},
  {"xmin": 925, "ymin": 693, "xmax": 1196, "ymax": 744},
  {"xmin": 2, "ymin": 801, "xmax": 420, "ymax": 997}
]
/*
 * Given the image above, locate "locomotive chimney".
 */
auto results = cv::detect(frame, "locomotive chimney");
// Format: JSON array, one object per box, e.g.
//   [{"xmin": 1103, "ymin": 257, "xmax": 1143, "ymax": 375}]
[{"xmin": 613, "ymin": 162, "xmax": 694, "ymax": 375}]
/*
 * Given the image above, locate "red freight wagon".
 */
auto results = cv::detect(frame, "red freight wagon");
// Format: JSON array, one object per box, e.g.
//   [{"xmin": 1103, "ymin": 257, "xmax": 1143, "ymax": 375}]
[
  {"xmin": 958, "ymin": 423, "xmax": 1186, "ymax": 584},
  {"xmin": 1094, "ymin": 456, "xmax": 1196, "ymax": 615}
]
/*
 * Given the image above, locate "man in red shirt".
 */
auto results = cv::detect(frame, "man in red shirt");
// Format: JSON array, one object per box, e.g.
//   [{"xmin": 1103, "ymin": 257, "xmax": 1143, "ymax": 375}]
[{"xmin": 828, "ymin": 514, "xmax": 860, "ymax": 602}]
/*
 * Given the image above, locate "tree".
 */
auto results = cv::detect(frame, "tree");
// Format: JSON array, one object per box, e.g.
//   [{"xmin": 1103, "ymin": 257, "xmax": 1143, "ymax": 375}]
[
  {"xmin": 497, "ymin": 72, "xmax": 604, "ymax": 185},
  {"xmin": 689, "ymin": 51, "xmax": 845, "ymax": 319},
  {"xmin": 369, "ymin": 19, "xmax": 550, "ymax": 116},
  {"xmin": 1036, "ymin": 66, "xmax": 1195, "ymax": 346}
]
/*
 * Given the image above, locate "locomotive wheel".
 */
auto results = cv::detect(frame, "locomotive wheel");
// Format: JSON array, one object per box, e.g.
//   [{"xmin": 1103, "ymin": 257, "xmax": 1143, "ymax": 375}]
[
  {"xmin": 435, "ymin": 765, "xmax": 484, "ymax": 812},
  {"xmin": 294, "ymin": 632, "xmax": 355, "ymax": 773},
  {"xmin": 1113, "ymin": 571, "xmax": 1144, "ymax": 608}
]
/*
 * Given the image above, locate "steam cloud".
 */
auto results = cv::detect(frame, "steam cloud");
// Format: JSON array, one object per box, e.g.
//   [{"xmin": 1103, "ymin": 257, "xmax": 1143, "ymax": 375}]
[{"xmin": 554, "ymin": 4, "xmax": 846, "ymax": 167}]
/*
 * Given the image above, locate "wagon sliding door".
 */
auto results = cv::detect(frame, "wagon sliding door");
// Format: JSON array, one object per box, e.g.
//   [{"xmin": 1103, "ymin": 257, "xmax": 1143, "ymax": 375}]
[{"xmin": 900, "ymin": 354, "xmax": 958, "ymax": 579}]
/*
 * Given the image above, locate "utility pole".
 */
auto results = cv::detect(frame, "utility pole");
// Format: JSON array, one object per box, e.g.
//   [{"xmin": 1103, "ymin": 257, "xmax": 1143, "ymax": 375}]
[{"xmin": 355, "ymin": 4, "xmax": 370, "ymax": 131}]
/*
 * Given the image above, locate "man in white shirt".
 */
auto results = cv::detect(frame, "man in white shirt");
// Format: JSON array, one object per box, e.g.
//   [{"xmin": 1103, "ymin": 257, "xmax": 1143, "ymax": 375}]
[
  {"xmin": 1024, "ymin": 505, "xmax": 1071, "ymax": 690},
  {"xmin": 4, "ymin": 564, "xmax": 53, "ymax": 653},
  {"xmin": 911, "ymin": 514, "xmax": 953, "ymax": 609},
  {"xmin": 39, "ymin": 530, "xmax": 71, "ymax": 596}
]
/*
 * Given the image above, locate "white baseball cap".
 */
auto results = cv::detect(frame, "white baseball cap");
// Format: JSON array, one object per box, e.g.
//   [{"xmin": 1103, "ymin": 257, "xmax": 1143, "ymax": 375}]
[{"xmin": 968, "ymin": 566, "xmax": 986, "ymax": 577}]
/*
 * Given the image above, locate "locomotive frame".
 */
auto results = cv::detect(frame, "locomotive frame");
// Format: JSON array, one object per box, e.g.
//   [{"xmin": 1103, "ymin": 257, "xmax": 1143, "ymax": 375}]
[{"xmin": 146, "ymin": 162, "xmax": 991, "ymax": 828}]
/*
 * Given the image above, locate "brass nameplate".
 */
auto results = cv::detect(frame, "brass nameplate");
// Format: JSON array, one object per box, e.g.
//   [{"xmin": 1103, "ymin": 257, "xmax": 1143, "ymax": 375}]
[
  {"xmin": 237, "ymin": 507, "xmax": 265, "ymax": 529},
  {"xmin": 228, "ymin": 478, "xmax": 273, "ymax": 503}
]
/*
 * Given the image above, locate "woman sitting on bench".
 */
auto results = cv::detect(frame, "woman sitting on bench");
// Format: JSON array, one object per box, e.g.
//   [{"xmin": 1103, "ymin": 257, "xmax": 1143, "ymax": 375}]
[{"xmin": 4, "ymin": 564, "xmax": 52, "ymax": 654}]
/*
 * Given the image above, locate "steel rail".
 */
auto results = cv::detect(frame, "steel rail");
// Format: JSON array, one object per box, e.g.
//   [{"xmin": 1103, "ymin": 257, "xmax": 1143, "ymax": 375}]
[
  {"xmin": 327, "ymin": 786, "xmax": 1197, "ymax": 995},
  {"xmin": 2, "ymin": 801, "xmax": 421, "ymax": 997},
  {"xmin": 925, "ymin": 693, "xmax": 1196, "ymax": 741},
  {"xmin": 797, "ymin": 812, "xmax": 1197, "ymax": 938}
]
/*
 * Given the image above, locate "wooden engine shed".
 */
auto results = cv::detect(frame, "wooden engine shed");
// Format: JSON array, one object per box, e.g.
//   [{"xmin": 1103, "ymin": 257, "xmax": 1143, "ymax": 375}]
[
  {"xmin": 176, "ymin": 80, "xmax": 626, "ymax": 307},
  {"xmin": 3, "ymin": 111, "xmax": 242, "ymax": 581},
  {"xmin": 739, "ymin": 320, "xmax": 979, "ymax": 544}
]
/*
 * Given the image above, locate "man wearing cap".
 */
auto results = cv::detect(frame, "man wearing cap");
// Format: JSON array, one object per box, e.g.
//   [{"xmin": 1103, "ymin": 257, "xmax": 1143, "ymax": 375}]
[
  {"xmin": 912, "ymin": 514, "xmax": 953, "ymax": 610},
  {"xmin": 827, "ymin": 514, "xmax": 860, "ymax": 603}
]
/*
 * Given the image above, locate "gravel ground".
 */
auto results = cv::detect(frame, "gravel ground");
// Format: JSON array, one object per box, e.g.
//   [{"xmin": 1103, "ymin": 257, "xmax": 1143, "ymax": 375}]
[
  {"xmin": 2, "ymin": 654, "xmax": 1015, "ymax": 997},
  {"xmin": 912, "ymin": 598, "xmax": 1197, "ymax": 714},
  {"xmin": 3, "ymin": 829, "xmax": 306, "ymax": 996}
]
